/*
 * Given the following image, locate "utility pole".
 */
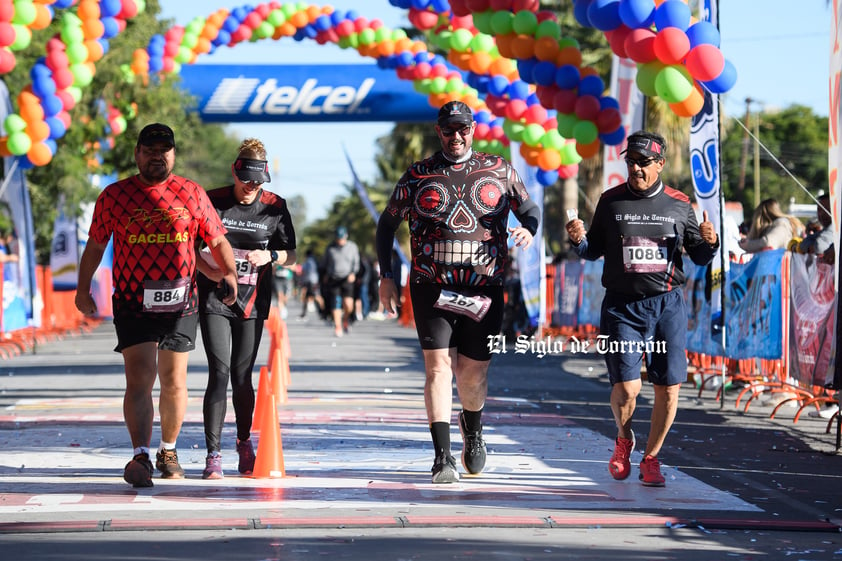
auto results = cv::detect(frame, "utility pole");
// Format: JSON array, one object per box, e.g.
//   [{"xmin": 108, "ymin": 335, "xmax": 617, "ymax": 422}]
[
  {"xmin": 753, "ymin": 110, "xmax": 761, "ymax": 208},
  {"xmin": 737, "ymin": 97, "xmax": 752, "ymax": 193}
]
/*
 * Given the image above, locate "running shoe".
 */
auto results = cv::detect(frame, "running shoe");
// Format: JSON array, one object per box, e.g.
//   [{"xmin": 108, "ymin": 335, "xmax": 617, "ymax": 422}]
[
  {"xmin": 155, "ymin": 448, "xmax": 185, "ymax": 479},
  {"xmin": 237, "ymin": 438, "xmax": 256, "ymax": 475},
  {"xmin": 639, "ymin": 455, "xmax": 666, "ymax": 487},
  {"xmin": 431, "ymin": 454, "xmax": 460, "ymax": 484},
  {"xmin": 459, "ymin": 411, "xmax": 487, "ymax": 475},
  {"xmin": 202, "ymin": 453, "xmax": 223, "ymax": 480},
  {"xmin": 123, "ymin": 453, "xmax": 153, "ymax": 488},
  {"xmin": 608, "ymin": 430, "xmax": 635, "ymax": 480}
]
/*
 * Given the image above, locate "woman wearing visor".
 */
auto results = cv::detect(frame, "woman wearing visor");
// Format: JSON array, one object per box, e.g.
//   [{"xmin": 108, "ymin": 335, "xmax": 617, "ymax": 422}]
[{"xmin": 195, "ymin": 138, "xmax": 297, "ymax": 479}]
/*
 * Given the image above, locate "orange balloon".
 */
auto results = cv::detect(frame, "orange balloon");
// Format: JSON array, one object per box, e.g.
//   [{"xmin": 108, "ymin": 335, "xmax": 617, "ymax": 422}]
[
  {"xmin": 82, "ymin": 18, "xmax": 104, "ymax": 40},
  {"xmin": 77, "ymin": 0, "xmax": 100, "ymax": 20},
  {"xmin": 576, "ymin": 139, "xmax": 601, "ymax": 159},
  {"xmin": 194, "ymin": 37, "xmax": 211, "ymax": 54},
  {"xmin": 488, "ymin": 57, "xmax": 514, "ymax": 77},
  {"xmin": 510, "ymin": 34, "xmax": 535, "ymax": 59},
  {"xmin": 0, "ymin": 138, "xmax": 9, "ymax": 157},
  {"xmin": 394, "ymin": 37, "xmax": 413, "ymax": 52},
  {"xmin": 410, "ymin": 40, "xmax": 428, "ymax": 54},
  {"xmin": 460, "ymin": 93, "xmax": 479, "ymax": 108},
  {"xmin": 534, "ymin": 36, "xmax": 560, "ymax": 62},
  {"xmin": 428, "ymin": 92, "xmax": 449, "ymax": 107},
  {"xmin": 18, "ymin": 89, "xmax": 39, "ymax": 109},
  {"xmin": 377, "ymin": 40, "xmax": 395, "ymax": 57},
  {"xmin": 521, "ymin": 144, "xmax": 542, "ymax": 167},
  {"xmin": 201, "ymin": 24, "xmax": 220, "ymax": 40},
  {"xmin": 579, "ymin": 66, "xmax": 599, "ymax": 79},
  {"xmin": 306, "ymin": 5, "xmax": 321, "ymax": 22},
  {"xmin": 289, "ymin": 11, "xmax": 308, "ymax": 28},
  {"xmin": 669, "ymin": 84, "xmax": 704, "ymax": 117},
  {"xmin": 537, "ymin": 148, "xmax": 562, "ymax": 171},
  {"xmin": 27, "ymin": 120, "xmax": 50, "ymax": 142},
  {"xmin": 468, "ymin": 51, "xmax": 492, "ymax": 75},
  {"xmin": 84, "ymin": 39, "xmax": 104, "ymax": 61},
  {"xmin": 20, "ymin": 104, "xmax": 44, "ymax": 124},
  {"xmin": 448, "ymin": 50, "xmax": 472, "ymax": 70},
  {"xmin": 494, "ymin": 33, "xmax": 515, "ymax": 59},
  {"xmin": 30, "ymin": 4, "xmax": 51, "ymax": 30},
  {"xmin": 131, "ymin": 60, "xmax": 148, "ymax": 75},
  {"xmin": 27, "ymin": 141, "xmax": 52, "ymax": 166},
  {"xmin": 556, "ymin": 46, "xmax": 582, "ymax": 67},
  {"xmin": 277, "ymin": 22, "xmax": 297, "ymax": 37}
]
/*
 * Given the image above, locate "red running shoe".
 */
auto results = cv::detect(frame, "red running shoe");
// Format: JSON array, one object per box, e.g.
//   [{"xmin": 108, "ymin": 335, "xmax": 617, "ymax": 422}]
[
  {"xmin": 639, "ymin": 455, "xmax": 666, "ymax": 487},
  {"xmin": 608, "ymin": 430, "xmax": 635, "ymax": 480}
]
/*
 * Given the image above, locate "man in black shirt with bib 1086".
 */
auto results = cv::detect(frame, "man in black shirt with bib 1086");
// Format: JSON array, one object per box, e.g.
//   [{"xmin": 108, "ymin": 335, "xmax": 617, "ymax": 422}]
[{"xmin": 566, "ymin": 130, "xmax": 718, "ymax": 487}]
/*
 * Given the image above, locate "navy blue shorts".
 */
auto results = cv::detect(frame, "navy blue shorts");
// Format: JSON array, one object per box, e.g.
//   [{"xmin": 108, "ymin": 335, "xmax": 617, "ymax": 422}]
[
  {"xmin": 113, "ymin": 313, "xmax": 198, "ymax": 353},
  {"xmin": 410, "ymin": 284, "xmax": 504, "ymax": 362},
  {"xmin": 599, "ymin": 289, "xmax": 686, "ymax": 386}
]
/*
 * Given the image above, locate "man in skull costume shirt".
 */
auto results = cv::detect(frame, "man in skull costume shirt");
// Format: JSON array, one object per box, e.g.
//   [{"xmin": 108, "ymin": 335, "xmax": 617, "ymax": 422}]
[{"xmin": 376, "ymin": 101, "xmax": 541, "ymax": 484}]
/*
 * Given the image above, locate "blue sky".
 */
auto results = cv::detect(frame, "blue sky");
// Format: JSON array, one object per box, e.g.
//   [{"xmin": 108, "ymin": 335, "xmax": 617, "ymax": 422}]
[{"xmin": 160, "ymin": 1, "xmax": 832, "ymax": 221}]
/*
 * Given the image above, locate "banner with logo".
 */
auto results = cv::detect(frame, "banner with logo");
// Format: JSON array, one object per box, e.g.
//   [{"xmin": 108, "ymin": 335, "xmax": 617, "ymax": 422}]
[
  {"xmin": 49, "ymin": 195, "xmax": 80, "ymax": 291},
  {"xmin": 603, "ymin": 56, "xmax": 645, "ymax": 189},
  {"xmin": 180, "ymin": 64, "xmax": 438, "ymax": 123},
  {"xmin": 831, "ymin": 0, "xmax": 842, "ymax": 389},
  {"xmin": 508, "ymin": 142, "xmax": 546, "ymax": 327}
]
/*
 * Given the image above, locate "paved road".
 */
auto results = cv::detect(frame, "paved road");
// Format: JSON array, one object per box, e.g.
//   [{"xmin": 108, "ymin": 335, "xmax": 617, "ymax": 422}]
[{"xmin": 0, "ymin": 300, "xmax": 840, "ymax": 560}]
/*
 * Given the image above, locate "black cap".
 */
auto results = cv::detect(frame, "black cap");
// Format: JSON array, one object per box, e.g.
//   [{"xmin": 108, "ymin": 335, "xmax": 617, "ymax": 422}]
[
  {"xmin": 437, "ymin": 101, "xmax": 474, "ymax": 127},
  {"xmin": 233, "ymin": 157, "xmax": 271, "ymax": 183},
  {"xmin": 137, "ymin": 123, "xmax": 175, "ymax": 148},
  {"xmin": 620, "ymin": 131, "xmax": 666, "ymax": 159}
]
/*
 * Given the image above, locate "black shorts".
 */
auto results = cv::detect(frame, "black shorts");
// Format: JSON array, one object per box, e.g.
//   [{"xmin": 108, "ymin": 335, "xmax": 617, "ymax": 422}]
[
  {"xmin": 326, "ymin": 277, "xmax": 354, "ymax": 309},
  {"xmin": 410, "ymin": 284, "xmax": 504, "ymax": 361},
  {"xmin": 113, "ymin": 313, "xmax": 198, "ymax": 353}
]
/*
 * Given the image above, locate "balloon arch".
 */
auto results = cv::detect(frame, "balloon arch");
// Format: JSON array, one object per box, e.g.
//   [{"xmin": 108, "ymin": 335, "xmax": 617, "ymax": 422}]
[{"xmin": 0, "ymin": 0, "xmax": 735, "ymax": 187}]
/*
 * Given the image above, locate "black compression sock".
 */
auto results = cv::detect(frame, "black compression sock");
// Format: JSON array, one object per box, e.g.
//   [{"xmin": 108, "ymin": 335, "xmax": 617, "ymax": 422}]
[
  {"xmin": 430, "ymin": 422, "xmax": 451, "ymax": 459},
  {"xmin": 461, "ymin": 408, "xmax": 483, "ymax": 432}
]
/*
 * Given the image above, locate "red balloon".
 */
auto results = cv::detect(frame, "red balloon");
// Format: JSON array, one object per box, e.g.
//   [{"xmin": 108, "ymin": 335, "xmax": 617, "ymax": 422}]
[
  {"xmin": 0, "ymin": 22, "xmax": 14, "ymax": 47},
  {"xmin": 255, "ymin": 4, "xmax": 271, "ymax": 17},
  {"xmin": 596, "ymin": 107, "xmax": 622, "ymax": 133},
  {"xmin": 505, "ymin": 99, "xmax": 528, "ymax": 120},
  {"xmin": 543, "ymin": 116, "xmax": 558, "ymax": 131},
  {"xmin": 120, "ymin": 0, "xmax": 138, "ymax": 19},
  {"xmin": 490, "ymin": 0, "xmax": 513, "ymax": 10},
  {"xmin": 474, "ymin": 122, "xmax": 490, "ymax": 138},
  {"xmin": 0, "ymin": 1, "xmax": 13, "ymax": 22},
  {"xmin": 624, "ymin": 27, "xmax": 657, "ymax": 63},
  {"xmin": 558, "ymin": 164, "xmax": 578, "ymax": 180},
  {"xmin": 536, "ymin": 11, "xmax": 558, "ymax": 23},
  {"xmin": 0, "ymin": 48, "xmax": 14, "ymax": 74},
  {"xmin": 534, "ymin": 84, "xmax": 557, "ymax": 108},
  {"xmin": 53, "ymin": 68, "xmax": 74, "ymax": 89},
  {"xmin": 430, "ymin": 63, "xmax": 449, "ymax": 78},
  {"xmin": 485, "ymin": 95, "xmax": 508, "ymax": 115},
  {"xmin": 512, "ymin": 0, "xmax": 539, "ymax": 12},
  {"xmin": 684, "ymin": 44, "xmax": 725, "ymax": 82},
  {"xmin": 335, "ymin": 20, "xmax": 354, "ymax": 37},
  {"xmin": 465, "ymin": 0, "xmax": 491, "ymax": 13},
  {"xmin": 450, "ymin": 0, "xmax": 472, "ymax": 17},
  {"xmin": 608, "ymin": 25, "xmax": 631, "ymax": 58},
  {"xmin": 523, "ymin": 103, "xmax": 548, "ymax": 124},
  {"xmin": 574, "ymin": 95, "xmax": 601, "ymax": 121},
  {"xmin": 353, "ymin": 17, "xmax": 369, "ymax": 33},
  {"xmin": 46, "ymin": 50, "xmax": 69, "ymax": 71},
  {"xmin": 413, "ymin": 61, "xmax": 432, "ymax": 79},
  {"xmin": 46, "ymin": 38, "xmax": 66, "ymax": 53},
  {"xmin": 164, "ymin": 40, "xmax": 179, "ymax": 57},
  {"xmin": 56, "ymin": 90, "xmax": 75, "ymax": 111},
  {"xmin": 244, "ymin": 11, "xmax": 263, "ymax": 30},
  {"xmin": 408, "ymin": 8, "xmax": 440, "ymax": 31},
  {"xmin": 552, "ymin": 89, "xmax": 578, "ymax": 114},
  {"xmin": 653, "ymin": 27, "xmax": 690, "ymax": 65}
]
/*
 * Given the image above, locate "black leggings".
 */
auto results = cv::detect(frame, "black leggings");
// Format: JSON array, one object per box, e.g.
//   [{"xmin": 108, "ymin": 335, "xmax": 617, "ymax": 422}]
[{"xmin": 200, "ymin": 313, "xmax": 265, "ymax": 453}]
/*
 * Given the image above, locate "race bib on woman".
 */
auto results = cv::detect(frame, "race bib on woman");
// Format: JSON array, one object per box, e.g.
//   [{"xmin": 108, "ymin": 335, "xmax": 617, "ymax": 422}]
[{"xmin": 233, "ymin": 248, "xmax": 258, "ymax": 286}]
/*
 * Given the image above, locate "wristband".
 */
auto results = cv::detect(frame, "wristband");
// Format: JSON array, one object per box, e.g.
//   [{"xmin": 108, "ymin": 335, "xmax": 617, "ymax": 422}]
[{"xmin": 380, "ymin": 271, "xmax": 394, "ymax": 279}]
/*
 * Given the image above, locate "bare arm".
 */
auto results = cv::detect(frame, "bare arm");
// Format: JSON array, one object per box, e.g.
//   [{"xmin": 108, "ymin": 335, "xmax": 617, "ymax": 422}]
[{"xmin": 74, "ymin": 240, "xmax": 107, "ymax": 316}]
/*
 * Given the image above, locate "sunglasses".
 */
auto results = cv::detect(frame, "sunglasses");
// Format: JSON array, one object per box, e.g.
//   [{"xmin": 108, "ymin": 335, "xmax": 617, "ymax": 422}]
[
  {"xmin": 624, "ymin": 156, "xmax": 658, "ymax": 168},
  {"xmin": 239, "ymin": 179, "xmax": 263, "ymax": 187},
  {"xmin": 440, "ymin": 125, "xmax": 473, "ymax": 137}
]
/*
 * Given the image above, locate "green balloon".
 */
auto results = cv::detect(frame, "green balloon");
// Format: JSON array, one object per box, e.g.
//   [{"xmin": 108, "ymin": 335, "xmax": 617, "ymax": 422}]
[
  {"xmin": 556, "ymin": 113, "xmax": 578, "ymax": 138},
  {"xmin": 62, "ymin": 12, "xmax": 81, "ymax": 26},
  {"xmin": 374, "ymin": 27, "xmax": 389, "ymax": 43},
  {"xmin": 136, "ymin": 0, "xmax": 146, "ymax": 13},
  {"xmin": 255, "ymin": 21, "xmax": 274, "ymax": 39},
  {"xmin": 557, "ymin": 37, "xmax": 580, "ymax": 50},
  {"xmin": 573, "ymin": 120, "xmax": 598, "ymax": 144},
  {"xmin": 436, "ymin": 30, "xmax": 452, "ymax": 50},
  {"xmin": 489, "ymin": 11, "xmax": 514, "ymax": 36},
  {"xmin": 470, "ymin": 33, "xmax": 495, "ymax": 53},
  {"xmin": 67, "ymin": 86, "xmax": 82, "ymax": 103},
  {"xmin": 60, "ymin": 24, "xmax": 84, "ymax": 45},
  {"xmin": 10, "ymin": 24, "xmax": 31, "ymax": 51},
  {"xmin": 541, "ymin": 129, "xmax": 565, "ymax": 151},
  {"xmin": 392, "ymin": 28, "xmax": 407, "ymax": 41},
  {"xmin": 559, "ymin": 143, "xmax": 582, "ymax": 165},
  {"xmin": 65, "ymin": 42, "xmax": 89, "ymax": 64},
  {"xmin": 70, "ymin": 63, "xmax": 93, "ymax": 87},
  {"xmin": 337, "ymin": 36, "xmax": 352, "ymax": 49},
  {"xmin": 474, "ymin": 139, "xmax": 489, "ymax": 152},
  {"xmin": 450, "ymin": 28, "xmax": 473, "ymax": 52},
  {"xmin": 535, "ymin": 20, "xmax": 561, "ymax": 40},
  {"xmin": 181, "ymin": 32, "xmax": 199, "ymax": 49},
  {"xmin": 512, "ymin": 10, "xmax": 538, "ymax": 35},
  {"xmin": 4, "ymin": 114, "xmax": 26, "ymax": 134},
  {"xmin": 186, "ymin": 19, "xmax": 204, "ymax": 35},
  {"xmin": 654, "ymin": 65, "xmax": 694, "ymax": 104},
  {"xmin": 414, "ymin": 78, "xmax": 432, "ymax": 94},
  {"xmin": 175, "ymin": 46, "xmax": 192, "ymax": 63},
  {"xmin": 429, "ymin": 76, "xmax": 448, "ymax": 94},
  {"xmin": 281, "ymin": 3, "xmax": 297, "ymax": 18},
  {"xmin": 6, "ymin": 131, "xmax": 31, "ymax": 156},
  {"xmin": 12, "ymin": 1, "xmax": 36, "ymax": 26},
  {"xmin": 503, "ymin": 119, "xmax": 525, "ymax": 142},
  {"xmin": 472, "ymin": 11, "xmax": 493, "ymax": 35},
  {"xmin": 636, "ymin": 61, "xmax": 664, "ymax": 98},
  {"xmin": 522, "ymin": 123, "xmax": 546, "ymax": 146},
  {"xmin": 358, "ymin": 28, "xmax": 375, "ymax": 45},
  {"xmin": 267, "ymin": 9, "xmax": 286, "ymax": 27}
]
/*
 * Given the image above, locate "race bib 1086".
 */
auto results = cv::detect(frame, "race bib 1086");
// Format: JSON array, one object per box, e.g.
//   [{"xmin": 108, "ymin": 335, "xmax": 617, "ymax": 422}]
[{"xmin": 622, "ymin": 236, "xmax": 669, "ymax": 273}]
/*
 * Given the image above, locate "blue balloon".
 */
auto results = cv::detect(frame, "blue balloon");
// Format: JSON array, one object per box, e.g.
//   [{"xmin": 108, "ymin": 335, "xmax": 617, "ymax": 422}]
[
  {"xmin": 526, "ymin": 92, "xmax": 539, "ymax": 106},
  {"xmin": 686, "ymin": 21, "xmax": 720, "ymax": 48},
  {"xmin": 410, "ymin": 0, "xmax": 432, "ymax": 9},
  {"xmin": 45, "ymin": 139, "xmax": 57, "ymax": 153},
  {"xmin": 537, "ymin": 168, "xmax": 559, "ymax": 186},
  {"xmin": 555, "ymin": 64, "xmax": 581, "ymax": 89},
  {"xmin": 345, "ymin": 10, "xmax": 359, "ymax": 21},
  {"xmin": 488, "ymin": 75, "xmax": 510, "ymax": 97},
  {"xmin": 573, "ymin": 0, "xmax": 594, "ymax": 28},
  {"xmin": 100, "ymin": 0, "xmax": 122, "ymax": 17},
  {"xmin": 223, "ymin": 16, "xmax": 240, "ymax": 33},
  {"xmin": 654, "ymin": 0, "xmax": 691, "ymax": 31},
  {"xmin": 99, "ymin": 39, "xmax": 109, "ymax": 56},
  {"xmin": 397, "ymin": 51, "xmax": 414, "ymax": 67},
  {"xmin": 702, "ymin": 59, "xmax": 737, "ymax": 94},
  {"xmin": 473, "ymin": 75, "xmax": 490, "ymax": 94},
  {"xmin": 508, "ymin": 80, "xmax": 531, "ymax": 100},
  {"xmin": 330, "ymin": 11, "xmax": 345, "ymax": 25},
  {"xmin": 517, "ymin": 59, "xmax": 538, "ymax": 84},
  {"xmin": 532, "ymin": 61, "xmax": 558, "ymax": 87},
  {"xmin": 578, "ymin": 74, "xmax": 605, "ymax": 97},
  {"xmin": 213, "ymin": 30, "xmax": 231, "ymax": 46},
  {"xmin": 32, "ymin": 77, "xmax": 56, "ymax": 99},
  {"xmin": 41, "ymin": 95, "xmax": 63, "ymax": 118},
  {"xmin": 431, "ymin": 0, "xmax": 450, "ymax": 11},
  {"xmin": 100, "ymin": 17, "xmax": 120, "ymax": 39},
  {"xmin": 149, "ymin": 57, "xmax": 163, "ymax": 73},
  {"xmin": 53, "ymin": 0, "xmax": 74, "ymax": 8},
  {"xmin": 17, "ymin": 156, "xmax": 34, "ymax": 170},
  {"xmin": 232, "ymin": 8, "xmax": 248, "ymax": 22},
  {"xmin": 587, "ymin": 0, "xmax": 623, "ymax": 32},
  {"xmin": 599, "ymin": 96, "xmax": 620, "ymax": 110},
  {"xmin": 475, "ymin": 110, "xmax": 492, "ymax": 124},
  {"xmin": 618, "ymin": 0, "xmax": 654, "ymax": 29},
  {"xmin": 600, "ymin": 126, "xmax": 626, "ymax": 145},
  {"xmin": 148, "ymin": 41, "xmax": 164, "ymax": 57}
]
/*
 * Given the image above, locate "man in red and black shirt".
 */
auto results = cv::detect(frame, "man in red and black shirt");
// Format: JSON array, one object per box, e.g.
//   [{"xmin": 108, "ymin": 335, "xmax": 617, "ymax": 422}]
[
  {"xmin": 376, "ymin": 101, "xmax": 541, "ymax": 484},
  {"xmin": 75, "ymin": 123, "xmax": 238, "ymax": 488}
]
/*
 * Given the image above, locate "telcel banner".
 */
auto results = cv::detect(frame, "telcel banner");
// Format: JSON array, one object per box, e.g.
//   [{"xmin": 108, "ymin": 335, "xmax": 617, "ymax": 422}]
[{"xmin": 179, "ymin": 64, "xmax": 437, "ymax": 123}]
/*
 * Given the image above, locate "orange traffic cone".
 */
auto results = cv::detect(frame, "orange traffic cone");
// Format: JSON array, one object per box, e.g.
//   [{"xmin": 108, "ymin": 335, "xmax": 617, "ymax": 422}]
[
  {"xmin": 277, "ymin": 318, "xmax": 291, "ymax": 359},
  {"xmin": 251, "ymin": 394, "xmax": 285, "ymax": 478},
  {"xmin": 252, "ymin": 365, "xmax": 271, "ymax": 434},
  {"xmin": 270, "ymin": 347, "xmax": 288, "ymax": 404}
]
